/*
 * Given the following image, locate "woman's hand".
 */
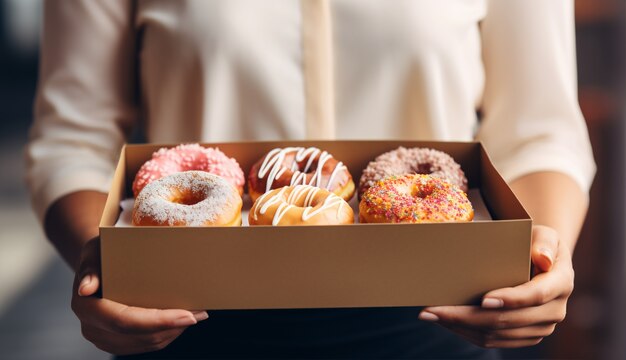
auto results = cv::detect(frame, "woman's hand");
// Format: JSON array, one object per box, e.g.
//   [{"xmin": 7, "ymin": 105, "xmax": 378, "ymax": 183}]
[
  {"xmin": 72, "ymin": 237, "xmax": 209, "ymax": 355},
  {"xmin": 418, "ymin": 225, "xmax": 574, "ymax": 348}
]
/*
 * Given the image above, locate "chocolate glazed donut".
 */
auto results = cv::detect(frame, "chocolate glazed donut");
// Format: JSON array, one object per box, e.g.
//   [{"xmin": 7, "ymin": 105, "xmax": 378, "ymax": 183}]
[{"xmin": 248, "ymin": 147, "xmax": 355, "ymax": 202}]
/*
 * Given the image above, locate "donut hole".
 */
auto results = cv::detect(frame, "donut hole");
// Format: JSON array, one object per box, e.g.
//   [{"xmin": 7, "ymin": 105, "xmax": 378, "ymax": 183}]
[
  {"xmin": 169, "ymin": 189, "xmax": 205, "ymax": 206},
  {"xmin": 292, "ymin": 159, "xmax": 318, "ymax": 178},
  {"xmin": 412, "ymin": 163, "xmax": 433, "ymax": 175},
  {"xmin": 303, "ymin": 162, "xmax": 320, "ymax": 175},
  {"xmin": 411, "ymin": 185, "xmax": 433, "ymax": 199}
]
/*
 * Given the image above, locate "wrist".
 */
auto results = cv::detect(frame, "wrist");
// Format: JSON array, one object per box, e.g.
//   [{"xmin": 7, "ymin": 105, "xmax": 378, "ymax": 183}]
[{"xmin": 44, "ymin": 191, "xmax": 107, "ymax": 270}]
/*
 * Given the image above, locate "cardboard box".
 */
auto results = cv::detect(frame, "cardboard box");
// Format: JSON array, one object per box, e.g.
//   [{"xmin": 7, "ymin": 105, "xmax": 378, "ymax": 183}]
[{"xmin": 100, "ymin": 140, "xmax": 532, "ymax": 310}]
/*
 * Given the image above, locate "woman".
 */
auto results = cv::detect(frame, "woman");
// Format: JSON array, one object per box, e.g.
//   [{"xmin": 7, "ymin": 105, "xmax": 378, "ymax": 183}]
[{"xmin": 27, "ymin": 0, "xmax": 595, "ymax": 358}]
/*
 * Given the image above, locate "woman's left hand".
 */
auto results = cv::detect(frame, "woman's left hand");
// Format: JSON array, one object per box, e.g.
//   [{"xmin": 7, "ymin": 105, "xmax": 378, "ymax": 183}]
[{"xmin": 418, "ymin": 225, "xmax": 575, "ymax": 348}]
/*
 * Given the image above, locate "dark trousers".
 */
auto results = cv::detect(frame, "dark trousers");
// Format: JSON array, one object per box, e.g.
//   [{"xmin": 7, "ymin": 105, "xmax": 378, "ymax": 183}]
[{"xmin": 116, "ymin": 307, "xmax": 500, "ymax": 359}]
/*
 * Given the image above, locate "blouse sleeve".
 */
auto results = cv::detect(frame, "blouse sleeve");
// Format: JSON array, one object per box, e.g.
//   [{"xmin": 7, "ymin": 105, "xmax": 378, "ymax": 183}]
[
  {"xmin": 476, "ymin": 0, "xmax": 596, "ymax": 193},
  {"xmin": 26, "ymin": 0, "xmax": 137, "ymax": 222}
]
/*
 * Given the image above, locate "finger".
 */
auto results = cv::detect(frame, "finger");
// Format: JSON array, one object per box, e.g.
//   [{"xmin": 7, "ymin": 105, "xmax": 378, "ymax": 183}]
[
  {"xmin": 78, "ymin": 236, "xmax": 102, "ymax": 274},
  {"xmin": 73, "ymin": 237, "xmax": 102, "ymax": 297},
  {"xmin": 438, "ymin": 323, "xmax": 551, "ymax": 349},
  {"xmin": 421, "ymin": 300, "xmax": 566, "ymax": 330},
  {"xmin": 435, "ymin": 323, "xmax": 484, "ymax": 346},
  {"xmin": 489, "ymin": 324, "xmax": 556, "ymax": 340},
  {"xmin": 82, "ymin": 325, "xmax": 187, "ymax": 355},
  {"xmin": 482, "ymin": 260, "xmax": 574, "ymax": 309},
  {"xmin": 72, "ymin": 295, "xmax": 205, "ymax": 334},
  {"xmin": 104, "ymin": 301, "xmax": 203, "ymax": 334},
  {"xmin": 77, "ymin": 272, "xmax": 101, "ymax": 297},
  {"xmin": 530, "ymin": 225, "xmax": 558, "ymax": 273},
  {"xmin": 479, "ymin": 337, "xmax": 544, "ymax": 349},
  {"xmin": 191, "ymin": 310, "xmax": 210, "ymax": 321},
  {"xmin": 146, "ymin": 327, "xmax": 188, "ymax": 350},
  {"xmin": 443, "ymin": 322, "xmax": 556, "ymax": 341}
]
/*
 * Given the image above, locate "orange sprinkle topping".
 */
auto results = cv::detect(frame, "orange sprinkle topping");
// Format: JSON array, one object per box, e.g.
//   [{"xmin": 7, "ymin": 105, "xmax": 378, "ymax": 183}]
[{"xmin": 360, "ymin": 174, "xmax": 474, "ymax": 223}]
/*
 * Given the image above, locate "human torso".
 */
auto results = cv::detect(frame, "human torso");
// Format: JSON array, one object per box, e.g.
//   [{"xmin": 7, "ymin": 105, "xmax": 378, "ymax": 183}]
[{"xmin": 135, "ymin": 0, "xmax": 486, "ymax": 143}]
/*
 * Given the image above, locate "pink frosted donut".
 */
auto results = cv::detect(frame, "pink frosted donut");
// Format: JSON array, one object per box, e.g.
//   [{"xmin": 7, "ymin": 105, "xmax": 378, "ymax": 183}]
[{"xmin": 132, "ymin": 144, "xmax": 245, "ymax": 197}]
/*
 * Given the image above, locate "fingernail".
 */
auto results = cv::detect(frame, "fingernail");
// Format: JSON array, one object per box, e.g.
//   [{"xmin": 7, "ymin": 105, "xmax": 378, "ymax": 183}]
[
  {"xmin": 78, "ymin": 274, "xmax": 92, "ymax": 296},
  {"xmin": 192, "ymin": 311, "xmax": 209, "ymax": 321},
  {"xmin": 173, "ymin": 315, "xmax": 197, "ymax": 327},
  {"xmin": 418, "ymin": 311, "xmax": 439, "ymax": 322},
  {"xmin": 540, "ymin": 248, "xmax": 554, "ymax": 263},
  {"xmin": 482, "ymin": 298, "xmax": 504, "ymax": 309}
]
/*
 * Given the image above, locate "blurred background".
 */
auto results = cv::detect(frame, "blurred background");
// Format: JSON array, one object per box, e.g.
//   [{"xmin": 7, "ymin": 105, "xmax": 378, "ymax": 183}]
[{"xmin": 0, "ymin": 1, "xmax": 624, "ymax": 359}]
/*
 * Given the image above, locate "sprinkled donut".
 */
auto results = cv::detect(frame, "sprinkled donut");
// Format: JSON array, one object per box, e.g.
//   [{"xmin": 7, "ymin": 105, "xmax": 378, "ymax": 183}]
[
  {"xmin": 248, "ymin": 147, "xmax": 355, "ymax": 202},
  {"xmin": 359, "ymin": 174, "xmax": 473, "ymax": 223},
  {"xmin": 358, "ymin": 147, "xmax": 468, "ymax": 198},
  {"xmin": 133, "ymin": 144, "xmax": 245, "ymax": 197},
  {"xmin": 132, "ymin": 171, "xmax": 242, "ymax": 226},
  {"xmin": 249, "ymin": 184, "xmax": 354, "ymax": 226}
]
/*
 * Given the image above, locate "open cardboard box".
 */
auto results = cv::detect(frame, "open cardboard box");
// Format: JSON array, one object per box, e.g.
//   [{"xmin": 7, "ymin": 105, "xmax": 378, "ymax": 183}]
[{"xmin": 100, "ymin": 140, "xmax": 532, "ymax": 310}]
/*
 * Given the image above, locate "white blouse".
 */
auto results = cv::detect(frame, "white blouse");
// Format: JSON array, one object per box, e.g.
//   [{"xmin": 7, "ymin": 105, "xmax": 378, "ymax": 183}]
[{"xmin": 26, "ymin": 0, "xmax": 596, "ymax": 221}]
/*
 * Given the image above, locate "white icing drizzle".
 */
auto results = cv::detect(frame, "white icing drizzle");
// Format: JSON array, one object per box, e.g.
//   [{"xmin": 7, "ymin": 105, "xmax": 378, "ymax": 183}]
[
  {"xmin": 326, "ymin": 160, "xmax": 345, "ymax": 191},
  {"xmin": 257, "ymin": 147, "xmax": 347, "ymax": 192},
  {"xmin": 301, "ymin": 190, "xmax": 345, "ymax": 221},
  {"xmin": 272, "ymin": 203, "xmax": 295, "ymax": 226},
  {"xmin": 256, "ymin": 187, "xmax": 287, "ymax": 222},
  {"xmin": 275, "ymin": 167, "xmax": 288, "ymax": 180},
  {"xmin": 253, "ymin": 185, "xmax": 347, "ymax": 225}
]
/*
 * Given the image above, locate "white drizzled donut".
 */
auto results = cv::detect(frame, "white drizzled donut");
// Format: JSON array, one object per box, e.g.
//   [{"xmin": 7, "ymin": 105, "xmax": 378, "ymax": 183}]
[
  {"xmin": 249, "ymin": 185, "xmax": 354, "ymax": 226},
  {"xmin": 248, "ymin": 147, "xmax": 355, "ymax": 202},
  {"xmin": 258, "ymin": 147, "xmax": 345, "ymax": 191}
]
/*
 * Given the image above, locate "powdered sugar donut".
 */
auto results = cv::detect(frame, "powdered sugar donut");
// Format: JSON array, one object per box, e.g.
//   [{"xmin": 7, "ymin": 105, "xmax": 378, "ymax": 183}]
[
  {"xmin": 358, "ymin": 147, "xmax": 468, "ymax": 198},
  {"xmin": 132, "ymin": 171, "xmax": 242, "ymax": 226},
  {"xmin": 132, "ymin": 144, "xmax": 245, "ymax": 197}
]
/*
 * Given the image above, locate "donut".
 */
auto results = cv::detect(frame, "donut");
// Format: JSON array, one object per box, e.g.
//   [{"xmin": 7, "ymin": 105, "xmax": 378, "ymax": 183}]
[
  {"xmin": 249, "ymin": 184, "xmax": 354, "ymax": 226},
  {"xmin": 133, "ymin": 144, "xmax": 245, "ymax": 197},
  {"xmin": 248, "ymin": 147, "xmax": 355, "ymax": 202},
  {"xmin": 132, "ymin": 171, "xmax": 242, "ymax": 226},
  {"xmin": 358, "ymin": 147, "xmax": 468, "ymax": 198},
  {"xmin": 359, "ymin": 174, "xmax": 473, "ymax": 223}
]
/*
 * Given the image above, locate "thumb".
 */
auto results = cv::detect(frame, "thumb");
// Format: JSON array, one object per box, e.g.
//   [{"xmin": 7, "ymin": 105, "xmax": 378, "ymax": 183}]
[
  {"xmin": 78, "ymin": 272, "xmax": 101, "ymax": 297},
  {"xmin": 531, "ymin": 225, "xmax": 558, "ymax": 273},
  {"xmin": 76, "ymin": 237, "xmax": 102, "ymax": 297}
]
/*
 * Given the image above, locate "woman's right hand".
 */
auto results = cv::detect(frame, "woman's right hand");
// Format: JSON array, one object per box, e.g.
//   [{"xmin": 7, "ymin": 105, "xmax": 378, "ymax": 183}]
[{"xmin": 71, "ymin": 237, "xmax": 209, "ymax": 355}]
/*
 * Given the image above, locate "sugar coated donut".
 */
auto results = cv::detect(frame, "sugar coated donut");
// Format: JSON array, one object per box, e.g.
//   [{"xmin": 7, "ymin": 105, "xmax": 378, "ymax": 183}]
[
  {"xmin": 249, "ymin": 184, "xmax": 354, "ymax": 226},
  {"xmin": 358, "ymin": 147, "xmax": 468, "ymax": 198},
  {"xmin": 359, "ymin": 174, "xmax": 473, "ymax": 223},
  {"xmin": 132, "ymin": 171, "xmax": 242, "ymax": 226},
  {"xmin": 248, "ymin": 147, "xmax": 355, "ymax": 202},
  {"xmin": 133, "ymin": 144, "xmax": 245, "ymax": 197}
]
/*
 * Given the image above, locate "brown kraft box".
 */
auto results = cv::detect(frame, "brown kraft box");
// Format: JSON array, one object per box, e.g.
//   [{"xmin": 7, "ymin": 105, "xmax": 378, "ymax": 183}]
[{"xmin": 99, "ymin": 140, "xmax": 532, "ymax": 310}]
